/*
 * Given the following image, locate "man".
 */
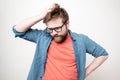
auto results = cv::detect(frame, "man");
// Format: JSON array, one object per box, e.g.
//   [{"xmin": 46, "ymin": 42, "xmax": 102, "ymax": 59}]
[{"xmin": 13, "ymin": 3, "xmax": 108, "ymax": 80}]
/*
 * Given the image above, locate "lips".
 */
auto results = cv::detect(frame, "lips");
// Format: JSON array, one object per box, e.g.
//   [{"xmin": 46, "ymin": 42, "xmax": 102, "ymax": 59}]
[
  {"xmin": 53, "ymin": 34, "xmax": 61, "ymax": 37},
  {"xmin": 53, "ymin": 36, "xmax": 61, "ymax": 38}
]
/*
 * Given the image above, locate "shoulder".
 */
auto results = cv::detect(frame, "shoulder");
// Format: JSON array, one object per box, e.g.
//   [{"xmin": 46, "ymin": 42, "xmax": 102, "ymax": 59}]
[{"xmin": 69, "ymin": 30, "xmax": 88, "ymax": 41}]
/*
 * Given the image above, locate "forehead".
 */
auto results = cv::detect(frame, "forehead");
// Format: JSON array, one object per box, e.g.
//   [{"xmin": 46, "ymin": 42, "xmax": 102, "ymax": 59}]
[{"xmin": 46, "ymin": 17, "xmax": 63, "ymax": 28}]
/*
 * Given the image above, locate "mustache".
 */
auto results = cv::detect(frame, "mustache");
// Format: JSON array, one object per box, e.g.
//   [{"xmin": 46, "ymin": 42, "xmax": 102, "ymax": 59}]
[{"xmin": 53, "ymin": 34, "xmax": 61, "ymax": 37}]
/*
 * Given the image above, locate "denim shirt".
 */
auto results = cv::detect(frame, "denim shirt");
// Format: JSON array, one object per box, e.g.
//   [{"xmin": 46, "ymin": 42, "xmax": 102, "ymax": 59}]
[{"xmin": 13, "ymin": 27, "xmax": 108, "ymax": 80}]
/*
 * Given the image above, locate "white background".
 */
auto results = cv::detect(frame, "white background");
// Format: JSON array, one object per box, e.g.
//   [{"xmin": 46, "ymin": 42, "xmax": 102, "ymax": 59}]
[{"xmin": 0, "ymin": 0, "xmax": 120, "ymax": 80}]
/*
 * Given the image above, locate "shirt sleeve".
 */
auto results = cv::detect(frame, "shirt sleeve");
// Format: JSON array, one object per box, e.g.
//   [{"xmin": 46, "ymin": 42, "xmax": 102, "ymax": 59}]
[
  {"xmin": 84, "ymin": 36, "xmax": 108, "ymax": 57},
  {"xmin": 12, "ymin": 26, "xmax": 43, "ymax": 43}
]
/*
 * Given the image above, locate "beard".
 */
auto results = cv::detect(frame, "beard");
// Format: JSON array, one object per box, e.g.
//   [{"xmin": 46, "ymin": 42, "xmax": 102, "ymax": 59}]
[{"xmin": 53, "ymin": 31, "xmax": 68, "ymax": 43}]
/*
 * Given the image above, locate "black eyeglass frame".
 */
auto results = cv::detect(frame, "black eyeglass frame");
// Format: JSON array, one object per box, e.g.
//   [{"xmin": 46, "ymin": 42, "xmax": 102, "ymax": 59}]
[{"xmin": 46, "ymin": 21, "xmax": 67, "ymax": 33}]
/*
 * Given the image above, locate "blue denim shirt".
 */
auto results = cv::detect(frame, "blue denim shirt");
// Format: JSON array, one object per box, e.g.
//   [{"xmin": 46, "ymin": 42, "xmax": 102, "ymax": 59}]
[{"xmin": 13, "ymin": 27, "xmax": 108, "ymax": 80}]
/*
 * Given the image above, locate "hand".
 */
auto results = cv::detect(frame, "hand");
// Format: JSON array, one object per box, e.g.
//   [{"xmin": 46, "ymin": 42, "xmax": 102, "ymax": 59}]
[{"xmin": 39, "ymin": 3, "xmax": 58, "ymax": 20}]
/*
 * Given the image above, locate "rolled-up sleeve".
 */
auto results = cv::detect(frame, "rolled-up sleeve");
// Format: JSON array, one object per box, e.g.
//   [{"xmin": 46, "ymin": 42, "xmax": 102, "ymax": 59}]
[
  {"xmin": 12, "ymin": 26, "xmax": 42, "ymax": 43},
  {"xmin": 85, "ymin": 36, "xmax": 108, "ymax": 57}
]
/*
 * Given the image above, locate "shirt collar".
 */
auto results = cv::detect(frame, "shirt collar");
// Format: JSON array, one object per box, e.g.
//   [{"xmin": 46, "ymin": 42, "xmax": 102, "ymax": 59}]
[{"xmin": 68, "ymin": 30, "xmax": 77, "ymax": 41}]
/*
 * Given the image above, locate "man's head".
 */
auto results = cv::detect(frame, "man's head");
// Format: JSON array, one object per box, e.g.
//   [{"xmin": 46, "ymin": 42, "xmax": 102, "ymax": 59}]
[{"xmin": 43, "ymin": 3, "xmax": 70, "ymax": 43}]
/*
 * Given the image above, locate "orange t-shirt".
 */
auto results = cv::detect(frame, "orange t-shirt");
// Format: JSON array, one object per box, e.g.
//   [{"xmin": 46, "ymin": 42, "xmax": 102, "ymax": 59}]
[{"xmin": 42, "ymin": 34, "xmax": 78, "ymax": 80}]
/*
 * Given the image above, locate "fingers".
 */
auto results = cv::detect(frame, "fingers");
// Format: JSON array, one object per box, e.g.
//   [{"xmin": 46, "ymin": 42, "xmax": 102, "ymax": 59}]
[
  {"xmin": 40, "ymin": 3, "xmax": 60, "ymax": 21},
  {"xmin": 47, "ymin": 3, "xmax": 60, "ymax": 12}
]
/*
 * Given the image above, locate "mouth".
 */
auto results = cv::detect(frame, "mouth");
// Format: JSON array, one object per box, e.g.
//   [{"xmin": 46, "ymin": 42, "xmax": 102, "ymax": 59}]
[
  {"xmin": 53, "ymin": 35, "xmax": 61, "ymax": 39},
  {"xmin": 53, "ymin": 34, "xmax": 60, "ymax": 37}
]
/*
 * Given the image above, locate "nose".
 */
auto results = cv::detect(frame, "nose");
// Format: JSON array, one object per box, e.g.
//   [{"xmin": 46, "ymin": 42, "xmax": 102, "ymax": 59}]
[{"xmin": 52, "ymin": 30, "xmax": 57, "ymax": 36}]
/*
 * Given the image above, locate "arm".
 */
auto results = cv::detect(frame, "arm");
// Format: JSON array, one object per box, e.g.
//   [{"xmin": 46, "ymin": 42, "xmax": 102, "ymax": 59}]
[
  {"xmin": 85, "ymin": 55, "xmax": 108, "ymax": 77},
  {"xmin": 14, "ymin": 4, "xmax": 56, "ymax": 32},
  {"xmin": 14, "ymin": 15, "xmax": 43, "ymax": 32},
  {"xmin": 84, "ymin": 35, "xmax": 109, "ymax": 78}
]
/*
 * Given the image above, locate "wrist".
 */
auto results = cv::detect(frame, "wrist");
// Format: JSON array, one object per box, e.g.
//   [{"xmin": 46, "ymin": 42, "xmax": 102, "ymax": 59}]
[{"xmin": 34, "ymin": 14, "xmax": 44, "ymax": 22}]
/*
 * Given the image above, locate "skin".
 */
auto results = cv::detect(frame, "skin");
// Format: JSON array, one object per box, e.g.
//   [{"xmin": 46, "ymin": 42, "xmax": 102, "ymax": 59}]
[
  {"xmin": 46, "ymin": 17, "xmax": 69, "ymax": 43},
  {"xmin": 14, "ymin": 3, "xmax": 108, "ymax": 78},
  {"xmin": 14, "ymin": 4, "xmax": 56, "ymax": 32}
]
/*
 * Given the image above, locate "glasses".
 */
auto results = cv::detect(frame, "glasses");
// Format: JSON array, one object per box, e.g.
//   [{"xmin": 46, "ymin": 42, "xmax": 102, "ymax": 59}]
[{"xmin": 46, "ymin": 21, "xmax": 66, "ymax": 33}]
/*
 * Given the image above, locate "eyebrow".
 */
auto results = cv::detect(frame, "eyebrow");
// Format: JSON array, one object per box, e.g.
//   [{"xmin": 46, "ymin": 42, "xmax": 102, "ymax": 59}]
[{"xmin": 48, "ymin": 23, "xmax": 64, "ymax": 30}]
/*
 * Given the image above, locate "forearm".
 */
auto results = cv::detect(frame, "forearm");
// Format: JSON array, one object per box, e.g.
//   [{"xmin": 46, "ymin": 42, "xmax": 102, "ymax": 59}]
[
  {"xmin": 14, "ymin": 4, "xmax": 57, "ymax": 32},
  {"xmin": 85, "ymin": 55, "xmax": 108, "ymax": 77},
  {"xmin": 14, "ymin": 15, "xmax": 43, "ymax": 32}
]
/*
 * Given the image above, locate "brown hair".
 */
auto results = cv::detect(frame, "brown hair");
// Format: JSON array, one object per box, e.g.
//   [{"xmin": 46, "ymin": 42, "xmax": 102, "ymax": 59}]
[{"xmin": 43, "ymin": 3, "xmax": 69, "ymax": 24}]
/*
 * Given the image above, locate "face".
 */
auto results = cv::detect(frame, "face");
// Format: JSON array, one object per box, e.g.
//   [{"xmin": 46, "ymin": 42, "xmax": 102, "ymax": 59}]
[{"xmin": 46, "ymin": 17, "xmax": 69, "ymax": 43}]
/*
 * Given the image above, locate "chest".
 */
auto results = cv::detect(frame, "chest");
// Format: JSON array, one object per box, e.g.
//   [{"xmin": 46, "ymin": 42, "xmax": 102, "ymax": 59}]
[{"xmin": 47, "ymin": 39, "xmax": 76, "ymax": 64}]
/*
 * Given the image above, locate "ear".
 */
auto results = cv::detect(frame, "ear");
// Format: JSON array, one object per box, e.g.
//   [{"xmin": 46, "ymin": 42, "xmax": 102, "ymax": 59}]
[{"xmin": 66, "ymin": 20, "xmax": 70, "ymax": 28}]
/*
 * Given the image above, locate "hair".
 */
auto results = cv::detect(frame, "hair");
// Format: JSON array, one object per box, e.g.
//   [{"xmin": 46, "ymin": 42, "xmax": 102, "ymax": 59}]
[{"xmin": 43, "ymin": 3, "xmax": 69, "ymax": 24}]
